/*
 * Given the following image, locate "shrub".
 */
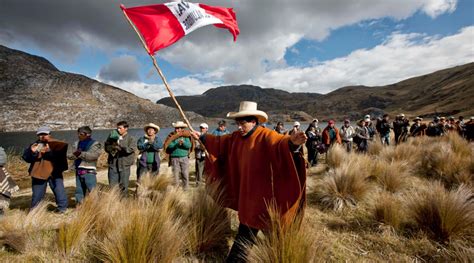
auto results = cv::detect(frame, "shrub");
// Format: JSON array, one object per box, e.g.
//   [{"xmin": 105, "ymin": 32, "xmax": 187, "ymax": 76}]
[
  {"xmin": 370, "ymin": 160, "xmax": 409, "ymax": 193},
  {"xmin": 186, "ymin": 183, "xmax": 231, "ymax": 258},
  {"xmin": 326, "ymin": 144, "xmax": 348, "ymax": 169},
  {"xmin": 407, "ymin": 182, "xmax": 474, "ymax": 242},
  {"xmin": 246, "ymin": 201, "xmax": 327, "ymax": 263},
  {"xmin": 315, "ymin": 161, "xmax": 371, "ymax": 211},
  {"xmin": 373, "ymin": 193, "xmax": 404, "ymax": 231}
]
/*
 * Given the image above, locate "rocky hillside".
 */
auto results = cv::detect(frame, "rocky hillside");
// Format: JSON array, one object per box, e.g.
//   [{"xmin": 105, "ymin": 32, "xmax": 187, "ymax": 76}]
[
  {"xmin": 157, "ymin": 63, "xmax": 474, "ymax": 121},
  {"xmin": 0, "ymin": 45, "xmax": 206, "ymax": 132}
]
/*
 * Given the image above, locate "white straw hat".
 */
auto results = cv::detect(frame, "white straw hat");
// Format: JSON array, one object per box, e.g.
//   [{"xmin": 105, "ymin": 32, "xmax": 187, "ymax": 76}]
[
  {"xmin": 226, "ymin": 101, "xmax": 268, "ymax": 123},
  {"xmin": 172, "ymin": 121, "xmax": 188, "ymax": 128},
  {"xmin": 144, "ymin": 123, "xmax": 160, "ymax": 132}
]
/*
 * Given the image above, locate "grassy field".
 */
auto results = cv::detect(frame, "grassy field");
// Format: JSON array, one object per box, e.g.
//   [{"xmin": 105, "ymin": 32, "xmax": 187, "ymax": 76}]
[{"xmin": 0, "ymin": 133, "xmax": 472, "ymax": 262}]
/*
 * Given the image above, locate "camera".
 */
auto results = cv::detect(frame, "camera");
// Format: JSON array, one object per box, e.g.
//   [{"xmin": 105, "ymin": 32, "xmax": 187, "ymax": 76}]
[{"xmin": 36, "ymin": 143, "xmax": 46, "ymax": 152}]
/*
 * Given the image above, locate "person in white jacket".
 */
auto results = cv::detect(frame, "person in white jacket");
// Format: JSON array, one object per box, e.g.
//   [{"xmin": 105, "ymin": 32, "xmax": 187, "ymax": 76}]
[{"xmin": 340, "ymin": 119, "xmax": 355, "ymax": 152}]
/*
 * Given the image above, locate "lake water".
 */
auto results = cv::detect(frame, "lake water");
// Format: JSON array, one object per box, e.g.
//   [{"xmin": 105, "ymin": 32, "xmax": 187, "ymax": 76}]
[{"xmin": 0, "ymin": 122, "xmax": 343, "ymax": 153}]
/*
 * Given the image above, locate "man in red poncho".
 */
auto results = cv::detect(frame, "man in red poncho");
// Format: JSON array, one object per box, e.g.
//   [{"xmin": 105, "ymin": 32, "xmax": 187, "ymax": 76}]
[{"xmin": 192, "ymin": 101, "xmax": 307, "ymax": 262}]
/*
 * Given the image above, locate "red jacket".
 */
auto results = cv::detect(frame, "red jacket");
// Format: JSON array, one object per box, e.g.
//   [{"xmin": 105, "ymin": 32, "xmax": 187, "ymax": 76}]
[{"xmin": 322, "ymin": 126, "xmax": 342, "ymax": 145}]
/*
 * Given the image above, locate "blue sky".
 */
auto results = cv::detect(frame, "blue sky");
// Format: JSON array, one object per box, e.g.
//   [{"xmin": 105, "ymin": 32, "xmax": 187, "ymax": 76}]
[{"xmin": 1, "ymin": 0, "xmax": 473, "ymax": 101}]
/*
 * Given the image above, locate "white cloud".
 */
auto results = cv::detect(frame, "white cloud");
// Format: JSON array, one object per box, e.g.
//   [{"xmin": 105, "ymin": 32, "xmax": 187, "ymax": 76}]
[
  {"xmin": 102, "ymin": 76, "xmax": 217, "ymax": 102},
  {"xmin": 422, "ymin": 0, "xmax": 457, "ymax": 18},
  {"xmin": 253, "ymin": 26, "xmax": 474, "ymax": 93},
  {"xmin": 107, "ymin": 25, "xmax": 473, "ymax": 101}
]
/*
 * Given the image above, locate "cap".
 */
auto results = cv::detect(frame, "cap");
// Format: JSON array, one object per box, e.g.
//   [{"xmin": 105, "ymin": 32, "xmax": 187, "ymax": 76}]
[
  {"xmin": 199, "ymin": 123, "xmax": 209, "ymax": 129},
  {"xmin": 36, "ymin": 126, "xmax": 51, "ymax": 135},
  {"xmin": 399, "ymin": 113, "xmax": 405, "ymax": 117},
  {"xmin": 328, "ymin": 120, "xmax": 335, "ymax": 124},
  {"xmin": 344, "ymin": 119, "xmax": 350, "ymax": 123},
  {"xmin": 293, "ymin": 121, "xmax": 300, "ymax": 126}
]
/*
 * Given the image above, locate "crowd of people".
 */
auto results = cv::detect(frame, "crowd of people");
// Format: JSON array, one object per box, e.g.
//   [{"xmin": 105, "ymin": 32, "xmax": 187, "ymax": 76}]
[
  {"xmin": 278, "ymin": 114, "xmax": 474, "ymax": 166},
  {"xmin": 1, "ymin": 101, "xmax": 472, "ymax": 262}
]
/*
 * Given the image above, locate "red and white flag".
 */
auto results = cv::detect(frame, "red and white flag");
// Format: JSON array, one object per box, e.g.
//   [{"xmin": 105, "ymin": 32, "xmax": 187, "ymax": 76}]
[{"xmin": 121, "ymin": 1, "xmax": 239, "ymax": 55}]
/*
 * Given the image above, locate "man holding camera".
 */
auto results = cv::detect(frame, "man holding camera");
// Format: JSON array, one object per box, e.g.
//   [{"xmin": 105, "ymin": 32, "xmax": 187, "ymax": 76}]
[
  {"xmin": 104, "ymin": 121, "xmax": 137, "ymax": 197},
  {"xmin": 22, "ymin": 126, "xmax": 68, "ymax": 212}
]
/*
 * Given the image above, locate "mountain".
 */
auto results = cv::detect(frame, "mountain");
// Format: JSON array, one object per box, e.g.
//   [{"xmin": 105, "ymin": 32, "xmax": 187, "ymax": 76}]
[
  {"xmin": 157, "ymin": 63, "xmax": 474, "ymax": 122},
  {"xmin": 0, "ymin": 45, "xmax": 206, "ymax": 132}
]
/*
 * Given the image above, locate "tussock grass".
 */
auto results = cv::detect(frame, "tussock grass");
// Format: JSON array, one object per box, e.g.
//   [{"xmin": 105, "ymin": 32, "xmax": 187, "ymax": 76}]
[
  {"xmin": 247, "ymin": 202, "xmax": 327, "ymax": 263},
  {"xmin": 96, "ymin": 198, "xmax": 186, "ymax": 263},
  {"xmin": 419, "ymin": 142, "xmax": 472, "ymax": 187},
  {"xmin": 407, "ymin": 182, "xmax": 474, "ymax": 242},
  {"xmin": 368, "ymin": 138, "xmax": 384, "ymax": 156},
  {"xmin": 187, "ymin": 183, "xmax": 231, "ymax": 258},
  {"xmin": 56, "ymin": 190, "xmax": 101, "ymax": 257},
  {"xmin": 136, "ymin": 173, "xmax": 174, "ymax": 200},
  {"xmin": 373, "ymin": 193, "xmax": 404, "ymax": 231},
  {"xmin": 315, "ymin": 160, "xmax": 371, "ymax": 211},
  {"xmin": 326, "ymin": 144, "xmax": 348, "ymax": 169},
  {"xmin": 5, "ymin": 149, "xmax": 30, "ymax": 180},
  {"xmin": 370, "ymin": 160, "xmax": 409, "ymax": 193}
]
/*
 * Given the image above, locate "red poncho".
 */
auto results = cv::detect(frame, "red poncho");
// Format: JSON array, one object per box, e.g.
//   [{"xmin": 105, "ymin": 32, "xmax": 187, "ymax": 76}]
[{"xmin": 204, "ymin": 126, "xmax": 306, "ymax": 230}]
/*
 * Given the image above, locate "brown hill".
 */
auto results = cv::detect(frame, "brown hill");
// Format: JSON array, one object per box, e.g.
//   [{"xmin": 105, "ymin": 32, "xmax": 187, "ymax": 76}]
[
  {"xmin": 157, "ymin": 63, "xmax": 474, "ymax": 122},
  {"xmin": 0, "ymin": 45, "xmax": 206, "ymax": 132}
]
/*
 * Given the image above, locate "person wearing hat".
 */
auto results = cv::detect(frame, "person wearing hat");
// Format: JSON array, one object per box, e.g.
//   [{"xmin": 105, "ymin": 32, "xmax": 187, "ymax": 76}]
[
  {"xmin": 289, "ymin": 121, "xmax": 301, "ymax": 135},
  {"xmin": 191, "ymin": 101, "xmax": 307, "ymax": 262},
  {"xmin": 322, "ymin": 120, "xmax": 342, "ymax": 148},
  {"xmin": 445, "ymin": 116, "xmax": 459, "ymax": 134},
  {"xmin": 22, "ymin": 126, "xmax": 69, "ymax": 212},
  {"xmin": 340, "ymin": 119, "xmax": 355, "ymax": 152},
  {"xmin": 136, "ymin": 123, "xmax": 163, "ymax": 181},
  {"xmin": 410, "ymin": 117, "xmax": 426, "ymax": 137},
  {"xmin": 164, "ymin": 121, "xmax": 194, "ymax": 190},
  {"xmin": 305, "ymin": 119, "xmax": 322, "ymax": 165},
  {"xmin": 211, "ymin": 120, "xmax": 230, "ymax": 136},
  {"xmin": 194, "ymin": 123, "xmax": 208, "ymax": 186},
  {"xmin": 0, "ymin": 146, "xmax": 19, "ymax": 216},
  {"xmin": 363, "ymin": 114, "xmax": 377, "ymax": 141},
  {"xmin": 67, "ymin": 126, "xmax": 102, "ymax": 204},
  {"xmin": 104, "ymin": 121, "xmax": 137, "ymax": 197}
]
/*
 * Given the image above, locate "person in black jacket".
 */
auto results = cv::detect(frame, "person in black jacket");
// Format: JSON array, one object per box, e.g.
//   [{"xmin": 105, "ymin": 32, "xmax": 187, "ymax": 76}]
[{"xmin": 378, "ymin": 114, "xmax": 392, "ymax": 145}]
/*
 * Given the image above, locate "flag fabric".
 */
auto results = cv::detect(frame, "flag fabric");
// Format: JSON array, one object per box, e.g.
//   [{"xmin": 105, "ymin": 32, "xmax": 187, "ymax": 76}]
[{"xmin": 121, "ymin": 1, "xmax": 239, "ymax": 55}]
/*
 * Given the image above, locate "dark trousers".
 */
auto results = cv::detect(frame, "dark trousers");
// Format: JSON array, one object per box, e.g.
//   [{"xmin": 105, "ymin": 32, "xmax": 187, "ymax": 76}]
[
  {"xmin": 137, "ymin": 163, "xmax": 159, "ymax": 182},
  {"xmin": 75, "ymin": 171, "xmax": 97, "ymax": 204},
  {"xmin": 31, "ymin": 175, "xmax": 68, "ymax": 211},
  {"xmin": 108, "ymin": 163, "xmax": 131, "ymax": 197},
  {"xmin": 307, "ymin": 148, "xmax": 318, "ymax": 166},
  {"xmin": 226, "ymin": 224, "xmax": 259, "ymax": 263},
  {"xmin": 195, "ymin": 158, "xmax": 205, "ymax": 185}
]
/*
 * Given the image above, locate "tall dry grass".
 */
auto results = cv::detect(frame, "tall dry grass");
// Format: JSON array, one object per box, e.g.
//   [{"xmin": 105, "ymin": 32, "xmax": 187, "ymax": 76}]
[
  {"xmin": 370, "ymin": 160, "xmax": 409, "ymax": 193},
  {"xmin": 326, "ymin": 144, "xmax": 348, "ymax": 169},
  {"xmin": 407, "ymin": 182, "xmax": 474, "ymax": 242},
  {"xmin": 419, "ymin": 141, "xmax": 472, "ymax": 187},
  {"xmin": 186, "ymin": 183, "xmax": 231, "ymax": 259},
  {"xmin": 315, "ymin": 160, "xmax": 371, "ymax": 211},
  {"xmin": 247, "ymin": 202, "xmax": 327, "ymax": 263},
  {"xmin": 373, "ymin": 193, "xmax": 405, "ymax": 231},
  {"xmin": 96, "ymin": 198, "xmax": 187, "ymax": 263}
]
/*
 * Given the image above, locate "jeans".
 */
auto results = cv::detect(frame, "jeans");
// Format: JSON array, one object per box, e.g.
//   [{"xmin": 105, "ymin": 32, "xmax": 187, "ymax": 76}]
[
  {"xmin": 172, "ymin": 157, "xmax": 189, "ymax": 190},
  {"xmin": 343, "ymin": 141, "xmax": 353, "ymax": 152},
  {"xmin": 137, "ymin": 163, "xmax": 159, "ymax": 182},
  {"xmin": 381, "ymin": 134, "xmax": 390, "ymax": 146},
  {"xmin": 226, "ymin": 224, "xmax": 259, "ymax": 263},
  {"xmin": 108, "ymin": 163, "xmax": 131, "ymax": 197},
  {"xmin": 75, "ymin": 170, "xmax": 97, "ymax": 204},
  {"xmin": 31, "ymin": 175, "xmax": 68, "ymax": 211},
  {"xmin": 195, "ymin": 158, "xmax": 205, "ymax": 185}
]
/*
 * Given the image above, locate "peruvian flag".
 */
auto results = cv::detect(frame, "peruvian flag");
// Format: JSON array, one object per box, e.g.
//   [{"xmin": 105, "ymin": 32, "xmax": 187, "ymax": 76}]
[{"xmin": 121, "ymin": 1, "xmax": 239, "ymax": 55}]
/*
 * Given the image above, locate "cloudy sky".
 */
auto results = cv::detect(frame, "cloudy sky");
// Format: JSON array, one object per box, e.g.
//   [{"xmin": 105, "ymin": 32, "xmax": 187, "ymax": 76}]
[{"xmin": 1, "ymin": 0, "xmax": 473, "ymax": 102}]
